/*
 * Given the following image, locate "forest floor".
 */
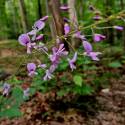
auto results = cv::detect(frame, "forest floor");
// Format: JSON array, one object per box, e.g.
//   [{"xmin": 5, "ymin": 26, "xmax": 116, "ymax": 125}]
[
  {"xmin": 0, "ymin": 67, "xmax": 125, "ymax": 125},
  {"xmin": 0, "ymin": 40, "xmax": 125, "ymax": 125}
]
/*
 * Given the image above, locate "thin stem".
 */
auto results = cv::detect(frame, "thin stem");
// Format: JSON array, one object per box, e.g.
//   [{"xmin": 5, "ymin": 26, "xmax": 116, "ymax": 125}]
[{"xmin": 95, "ymin": 26, "xmax": 113, "ymax": 29}]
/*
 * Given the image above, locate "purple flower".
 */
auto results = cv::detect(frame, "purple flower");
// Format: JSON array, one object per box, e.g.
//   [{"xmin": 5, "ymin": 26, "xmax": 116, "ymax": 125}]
[
  {"xmin": 43, "ymin": 70, "xmax": 53, "ymax": 81},
  {"xmin": 34, "ymin": 43, "xmax": 48, "ymax": 52},
  {"xmin": 87, "ymin": 52, "xmax": 101, "ymax": 61},
  {"xmin": 50, "ymin": 44, "xmax": 68, "ymax": 63},
  {"xmin": 27, "ymin": 19, "xmax": 45, "ymax": 41},
  {"xmin": 40, "ymin": 15, "xmax": 49, "ymax": 21},
  {"xmin": 73, "ymin": 31, "xmax": 86, "ymax": 40},
  {"xmin": 113, "ymin": 26, "xmax": 124, "ymax": 31},
  {"xmin": 93, "ymin": 15, "xmax": 102, "ymax": 21},
  {"xmin": 93, "ymin": 34, "xmax": 106, "ymax": 42},
  {"xmin": 33, "ymin": 20, "xmax": 45, "ymax": 31},
  {"xmin": 46, "ymin": 44, "xmax": 68, "ymax": 80},
  {"xmin": 36, "ymin": 34, "xmax": 44, "ymax": 41},
  {"xmin": 50, "ymin": 47, "xmax": 59, "ymax": 64},
  {"xmin": 27, "ymin": 63, "xmax": 37, "ymax": 77},
  {"xmin": 60, "ymin": 5, "xmax": 70, "ymax": 11},
  {"xmin": 18, "ymin": 34, "xmax": 35, "ymax": 54},
  {"xmin": 82, "ymin": 40, "xmax": 92, "ymax": 53},
  {"xmin": 56, "ymin": 44, "xmax": 68, "ymax": 56},
  {"xmin": 49, "ymin": 64, "xmax": 58, "ymax": 73},
  {"xmin": 64, "ymin": 23, "xmax": 70, "ymax": 35},
  {"xmin": 82, "ymin": 41, "xmax": 101, "ymax": 61},
  {"xmin": 38, "ymin": 64, "xmax": 47, "ymax": 69},
  {"xmin": 2, "ymin": 83, "xmax": 11, "ymax": 96},
  {"xmin": 73, "ymin": 31, "xmax": 81, "ymax": 38},
  {"xmin": 27, "ymin": 29, "xmax": 37, "ymax": 36},
  {"xmin": 18, "ymin": 34, "xmax": 30, "ymax": 46},
  {"xmin": 23, "ymin": 88, "xmax": 30, "ymax": 98},
  {"xmin": 68, "ymin": 52, "xmax": 77, "ymax": 71}
]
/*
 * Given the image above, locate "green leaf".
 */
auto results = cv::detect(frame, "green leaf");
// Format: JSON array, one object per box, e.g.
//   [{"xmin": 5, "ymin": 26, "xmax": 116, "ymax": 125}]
[
  {"xmin": 0, "ymin": 107, "xmax": 22, "ymax": 118},
  {"xmin": 57, "ymin": 60, "xmax": 68, "ymax": 71},
  {"xmin": 73, "ymin": 84, "xmax": 93, "ymax": 95},
  {"xmin": 11, "ymin": 87, "xmax": 24, "ymax": 107},
  {"xmin": 8, "ymin": 76, "xmax": 22, "ymax": 85},
  {"xmin": 108, "ymin": 61, "xmax": 122, "ymax": 68},
  {"xmin": 82, "ymin": 84, "xmax": 94, "ymax": 95},
  {"xmin": 57, "ymin": 90, "xmax": 66, "ymax": 97},
  {"xmin": 73, "ymin": 75, "xmax": 82, "ymax": 86}
]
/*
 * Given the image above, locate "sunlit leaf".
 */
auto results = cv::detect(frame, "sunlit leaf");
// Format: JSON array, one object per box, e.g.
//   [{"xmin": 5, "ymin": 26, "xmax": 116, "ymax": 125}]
[
  {"xmin": 108, "ymin": 61, "xmax": 122, "ymax": 68},
  {"xmin": 73, "ymin": 75, "xmax": 82, "ymax": 86},
  {"xmin": 0, "ymin": 107, "xmax": 22, "ymax": 118}
]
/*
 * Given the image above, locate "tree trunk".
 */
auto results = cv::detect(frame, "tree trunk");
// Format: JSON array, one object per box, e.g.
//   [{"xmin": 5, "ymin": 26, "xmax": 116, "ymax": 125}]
[
  {"xmin": 68, "ymin": 0, "xmax": 78, "ymax": 29},
  {"xmin": 18, "ymin": 0, "xmax": 28, "ymax": 33},
  {"xmin": 48, "ymin": 0, "xmax": 69, "ymax": 50},
  {"xmin": 68, "ymin": 0, "xmax": 80, "ymax": 48},
  {"xmin": 48, "ymin": 0, "xmax": 64, "ymax": 36},
  {"xmin": 46, "ymin": 0, "xmax": 56, "ymax": 39}
]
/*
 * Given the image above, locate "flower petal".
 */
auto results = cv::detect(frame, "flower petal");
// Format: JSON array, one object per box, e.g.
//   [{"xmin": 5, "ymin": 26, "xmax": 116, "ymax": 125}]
[
  {"xmin": 94, "ymin": 34, "xmax": 106, "ymax": 42},
  {"xmin": 89, "ymin": 52, "xmax": 102, "ymax": 61},
  {"xmin": 72, "ymin": 52, "xmax": 77, "ymax": 62},
  {"xmin": 64, "ymin": 23, "xmax": 70, "ymax": 35},
  {"xmin": 40, "ymin": 16, "xmax": 49, "ymax": 21},
  {"xmin": 34, "ymin": 20, "xmax": 45, "ymax": 30},
  {"xmin": 38, "ymin": 64, "xmax": 47, "ymax": 69},
  {"xmin": 27, "ymin": 63, "xmax": 36, "ymax": 72},
  {"xmin": 27, "ymin": 30, "xmax": 37, "ymax": 35},
  {"xmin": 60, "ymin": 5, "xmax": 70, "ymax": 11},
  {"xmin": 36, "ymin": 34, "xmax": 44, "ymax": 41},
  {"xmin": 82, "ymin": 41, "xmax": 93, "ymax": 53},
  {"xmin": 113, "ymin": 26, "xmax": 124, "ymax": 31},
  {"xmin": 18, "ymin": 34, "xmax": 30, "ymax": 46}
]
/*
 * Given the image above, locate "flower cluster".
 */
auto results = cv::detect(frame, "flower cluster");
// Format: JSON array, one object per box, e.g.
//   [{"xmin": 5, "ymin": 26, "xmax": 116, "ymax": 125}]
[
  {"xmin": 18, "ymin": 5, "xmax": 124, "ymax": 81},
  {"xmin": 18, "ymin": 16, "xmax": 48, "ymax": 54}
]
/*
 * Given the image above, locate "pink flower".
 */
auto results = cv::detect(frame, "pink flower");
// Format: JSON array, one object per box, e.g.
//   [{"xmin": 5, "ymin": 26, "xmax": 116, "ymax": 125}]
[
  {"xmin": 82, "ymin": 40, "xmax": 92, "ymax": 53},
  {"xmin": 40, "ymin": 16, "xmax": 49, "ymax": 21},
  {"xmin": 60, "ymin": 5, "xmax": 70, "ymax": 11},
  {"xmin": 93, "ymin": 15, "xmax": 102, "ymax": 21},
  {"xmin": 73, "ymin": 31, "xmax": 85, "ymax": 40},
  {"xmin": 50, "ymin": 44, "xmax": 68, "ymax": 64},
  {"xmin": 18, "ymin": 34, "xmax": 35, "ymax": 54},
  {"xmin": 27, "ymin": 19, "xmax": 45, "ymax": 41},
  {"xmin": 68, "ymin": 52, "xmax": 77, "ymax": 71},
  {"xmin": 82, "ymin": 40, "xmax": 101, "ymax": 61},
  {"xmin": 36, "ymin": 34, "xmax": 44, "ymax": 41},
  {"xmin": 64, "ymin": 23, "xmax": 70, "ymax": 35},
  {"xmin": 113, "ymin": 26, "xmax": 124, "ymax": 31},
  {"xmin": 27, "ymin": 63, "xmax": 37, "ymax": 77},
  {"xmin": 43, "ymin": 70, "xmax": 53, "ymax": 81},
  {"xmin": 33, "ymin": 20, "xmax": 45, "ymax": 31},
  {"xmin": 87, "ymin": 52, "xmax": 102, "ymax": 61},
  {"xmin": 93, "ymin": 34, "xmax": 106, "ymax": 42},
  {"xmin": 38, "ymin": 64, "xmax": 47, "ymax": 69}
]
